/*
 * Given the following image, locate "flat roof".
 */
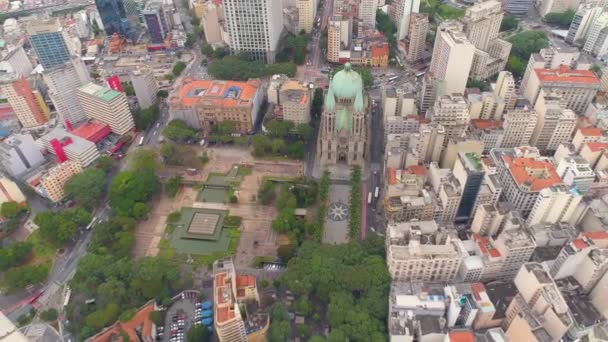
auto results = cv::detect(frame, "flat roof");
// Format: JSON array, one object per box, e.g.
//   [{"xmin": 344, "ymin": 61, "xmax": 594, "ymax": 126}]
[
  {"xmin": 79, "ymin": 83, "xmax": 121, "ymax": 102},
  {"xmin": 188, "ymin": 212, "xmax": 220, "ymax": 235},
  {"xmin": 535, "ymin": 65, "xmax": 600, "ymax": 85}
]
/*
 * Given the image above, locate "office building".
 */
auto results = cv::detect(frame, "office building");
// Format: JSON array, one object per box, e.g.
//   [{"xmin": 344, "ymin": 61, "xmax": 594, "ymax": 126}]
[
  {"xmin": 427, "ymin": 94, "xmax": 470, "ymax": 142},
  {"xmin": 504, "ymin": 0, "xmax": 533, "ymax": 14},
  {"xmin": 389, "ymin": 0, "xmax": 420, "ymax": 40},
  {"xmin": 39, "ymin": 128, "xmax": 101, "ymax": 168},
  {"xmin": 572, "ymin": 127, "xmax": 607, "ymax": 152},
  {"xmin": 2, "ymin": 46, "xmax": 34, "ymax": 77},
  {"xmin": 582, "ymin": 12, "xmax": 608, "ymax": 56},
  {"xmin": 522, "ymin": 65, "xmax": 600, "ymax": 115},
  {"xmin": 95, "ymin": 0, "xmax": 141, "ymax": 42},
  {"xmin": 327, "ymin": 16, "xmax": 352, "ymax": 63},
  {"xmin": 536, "ymin": 0, "xmax": 580, "ymax": 16},
  {"xmin": 38, "ymin": 161, "xmax": 83, "ymax": 203},
  {"xmin": 358, "ymin": 0, "xmax": 377, "ymax": 26},
  {"xmin": 297, "ymin": 0, "xmax": 317, "ymax": 33},
  {"xmin": 384, "ymin": 189, "xmax": 435, "ymax": 222},
  {"xmin": 143, "ymin": 1, "xmax": 171, "ymax": 44},
  {"xmin": 501, "ymin": 105, "xmax": 538, "ymax": 148},
  {"xmin": 556, "ymin": 156, "xmax": 595, "ymax": 194},
  {"xmin": 491, "ymin": 147, "xmax": 563, "ymax": 216},
  {"xmin": 440, "ymin": 137, "xmax": 484, "ymax": 169},
  {"xmin": 405, "ymin": 14, "xmax": 429, "ymax": 63},
  {"xmin": 527, "ymin": 185, "xmax": 582, "ymax": 226},
  {"xmin": 26, "ymin": 18, "xmax": 71, "ymax": 69},
  {"xmin": 169, "ymin": 78, "xmax": 263, "ymax": 133},
  {"xmin": 386, "ymin": 220, "xmax": 466, "ymax": 282},
  {"xmin": 469, "ymin": 40, "xmax": 512, "ymax": 81},
  {"xmin": 567, "ymin": 5, "xmax": 605, "ymax": 46},
  {"xmin": 278, "ymin": 79, "xmax": 312, "ymax": 124},
  {"xmin": 0, "ymin": 176, "xmax": 26, "ymax": 205},
  {"xmin": 531, "ymin": 92, "xmax": 578, "ymax": 153},
  {"xmin": 429, "ymin": 21, "xmax": 475, "ymax": 96},
  {"xmin": 201, "ymin": 0, "xmax": 228, "ymax": 47},
  {"xmin": 453, "ymin": 152, "xmax": 485, "ymax": 223},
  {"xmin": 130, "ymin": 69, "xmax": 159, "ymax": 109},
  {"xmin": 470, "ymin": 203, "xmax": 506, "ymax": 237},
  {"xmin": 407, "ymin": 123, "xmax": 446, "ymax": 165},
  {"xmin": 43, "ymin": 57, "xmax": 90, "ymax": 126},
  {"xmin": 591, "ymin": 272, "xmax": 608, "ymax": 319},
  {"xmin": 494, "ymin": 71, "xmax": 517, "ymax": 113},
  {"xmin": 223, "ymin": 0, "xmax": 283, "ymax": 63},
  {"xmin": 521, "ymin": 44, "xmax": 584, "ymax": 91},
  {"xmin": 0, "ymin": 73, "xmax": 48, "ymax": 128},
  {"xmin": 462, "ymin": 0, "xmax": 503, "ymax": 51},
  {"xmin": 0, "ymin": 134, "xmax": 45, "ymax": 178},
  {"xmin": 77, "ymin": 83, "xmax": 135, "ymax": 135},
  {"xmin": 469, "ymin": 120, "xmax": 504, "ymax": 153}
]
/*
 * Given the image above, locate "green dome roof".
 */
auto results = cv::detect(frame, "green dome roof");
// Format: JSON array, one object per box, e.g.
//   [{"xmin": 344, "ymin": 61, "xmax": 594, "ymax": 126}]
[{"xmin": 329, "ymin": 63, "xmax": 363, "ymax": 100}]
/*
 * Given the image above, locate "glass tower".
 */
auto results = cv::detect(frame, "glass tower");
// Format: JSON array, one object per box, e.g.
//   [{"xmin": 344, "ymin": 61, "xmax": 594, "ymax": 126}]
[
  {"xmin": 95, "ymin": 0, "xmax": 141, "ymax": 42},
  {"xmin": 27, "ymin": 19, "xmax": 71, "ymax": 69}
]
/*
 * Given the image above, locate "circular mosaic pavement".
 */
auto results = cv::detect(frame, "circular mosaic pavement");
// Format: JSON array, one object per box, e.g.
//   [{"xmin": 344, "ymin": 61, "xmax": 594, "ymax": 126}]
[{"xmin": 328, "ymin": 202, "xmax": 349, "ymax": 221}]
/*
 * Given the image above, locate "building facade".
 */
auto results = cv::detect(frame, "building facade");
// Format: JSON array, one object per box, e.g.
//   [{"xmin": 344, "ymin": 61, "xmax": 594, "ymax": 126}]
[
  {"xmin": 501, "ymin": 105, "xmax": 538, "ymax": 148},
  {"xmin": 531, "ymin": 92, "xmax": 577, "ymax": 153},
  {"xmin": 94, "ymin": 0, "xmax": 141, "ymax": 42},
  {"xmin": 0, "ymin": 73, "xmax": 48, "ymax": 128},
  {"xmin": 39, "ymin": 161, "xmax": 83, "ymax": 203},
  {"xmin": 143, "ymin": 1, "xmax": 171, "ymax": 44},
  {"xmin": 78, "ymin": 83, "xmax": 136, "ymax": 135},
  {"xmin": 43, "ymin": 58, "xmax": 90, "ymax": 126},
  {"xmin": 297, "ymin": 0, "xmax": 317, "ymax": 33},
  {"xmin": 278, "ymin": 80, "xmax": 312, "ymax": 124},
  {"xmin": 389, "ymin": 0, "xmax": 420, "ymax": 40},
  {"xmin": 131, "ymin": 69, "xmax": 159, "ymax": 109},
  {"xmin": 358, "ymin": 0, "xmax": 377, "ymax": 26},
  {"xmin": 405, "ymin": 14, "xmax": 429, "ymax": 63},
  {"xmin": 26, "ymin": 19, "xmax": 71, "ymax": 69}
]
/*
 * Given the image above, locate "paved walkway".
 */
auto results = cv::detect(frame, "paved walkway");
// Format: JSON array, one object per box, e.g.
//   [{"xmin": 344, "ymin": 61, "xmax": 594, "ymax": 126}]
[{"xmin": 322, "ymin": 183, "xmax": 351, "ymax": 244}]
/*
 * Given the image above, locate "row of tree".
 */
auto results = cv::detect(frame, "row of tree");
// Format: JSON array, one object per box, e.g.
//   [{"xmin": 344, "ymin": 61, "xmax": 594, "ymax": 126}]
[
  {"xmin": 312, "ymin": 171, "xmax": 330, "ymax": 241},
  {"xmin": 208, "ymin": 56, "xmax": 297, "ymax": 80},
  {"xmin": 349, "ymin": 166, "xmax": 361, "ymax": 240},
  {"xmin": 163, "ymin": 119, "xmax": 199, "ymax": 143}
]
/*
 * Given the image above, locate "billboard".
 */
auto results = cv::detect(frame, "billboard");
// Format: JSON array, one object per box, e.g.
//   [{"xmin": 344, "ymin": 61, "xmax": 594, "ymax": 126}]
[{"xmin": 106, "ymin": 75, "xmax": 123, "ymax": 92}]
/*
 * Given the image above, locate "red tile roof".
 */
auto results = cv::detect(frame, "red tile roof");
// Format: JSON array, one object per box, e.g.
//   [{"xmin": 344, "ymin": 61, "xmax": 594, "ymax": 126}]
[
  {"xmin": 473, "ymin": 234, "xmax": 501, "ymax": 258},
  {"xmin": 471, "ymin": 119, "xmax": 503, "ymax": 130},
  {"xmin": 236, "ymin": 275, "xmax": 255, "ymax": 288},
  {"xmin": 90, "ymin": 301, "xmax": 156, "ymax": 342},
  {"xmin": 502, "ymin": 155, "xmax": 562, "ymax": 192},
  {"xmin": 579, "ymin": 127, "xmax": 604, "ymax": 137},
  {"xmin": 173, "ymin": 78, "xmax": 261, "ymax": 108},
  {"xmin": 449, "ymin": 331, "xmax": 475, "ymax": 342},
  {"xmin": 407, "ymin": 165, "xmax": 427, "ymax": 176},
  {"xmin": 535, "ymin": 65, "xmax": 600, "ymax": 85},
  {"xmin": 388, "ymin": 168, "xmax": 397, "ymax": 185},
  {"xmin": 371, "ymin": 42, "xmax": 389, "ymax": 58},
  {"xmin": 572, "ymin": 238, "xmax": 591, "ymax": 250},
  {"xmin": 582, "ymin": 231, "xmax": 608, "ymax": 241},
  {"xmin": 586, "ymin": 142, "xmax": 608, "ymax": 153}
]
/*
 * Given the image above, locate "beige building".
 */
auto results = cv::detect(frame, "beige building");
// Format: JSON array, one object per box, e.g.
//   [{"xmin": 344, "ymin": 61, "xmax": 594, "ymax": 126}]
[
  {"xmin": 462, "ymin": 0, "xmax": 503, "ymax": 51},
  {"xmin": 386, "ymin": 220, "xmax": 466, "ymax": 282},
  {"xmin": 440, "ymin": 137, "xmax": 484, "ymax": 169},
  {"xmin": 427, "ymin": 94, "xmax": 470, "ymax": 142},
  {"xmin": 389, "ymin": 0, "xmax": 421, "ymax": 40},
  {"xmin": 469, "ymin": 41, "xmax": 511, "ymax": 81},
  {"xmin": 493, "ymin": 228, "xmax": 537, "ymax": 278},
  {"xmin": 501, "ymin": 105, "xmax": 538, "ymax": 148},
  {"xmin": 405, "ymin": 13, "xmax": 428, "ymax": 63},
  {"xmin": 278, "ymin": 79, "xmax": 312, "ymax": 124},
  {"xmin": 131, "ymin": 69, "xmax": 159, "ymax": 110},
  {"xmin": 531, "ymin": 91, "xmax": 577, "ymax": 153},
  {"xmin": 39, "ymin": 161, "xmax": 83, "ymax": 203},
  {"xmin": 77, "ymin": 83, "xmax": 135, "ymax": 135},
  {"xmin": 0, "ymin": 176, "xmax": 26, "ymax": 205},
  {"xmin": 201, "ymin": 0, "xmax": 228, "ymax": 47},
  {"xmin": 358, "ymin": 0, "xmax": 377, "ymax": 26},
  {"xmin": 591, "ymin": 271, "xmax": 608, "ymax": 319},
  {"xmin": 527, "ymin": 185, "xmax": 582, "ymax": 226},
  {"xmin": 470, "ymin": 203, "xmax": 505, "ymax": 237},
  {"xmin": 467, "ymin": 92, "xmax": 505, "ymax": 121},
  {"xmin": 0, "ymin": 72, "xmax": 49, "ymax": 128},
  {"xmin": 503, "ymin": 294, "xmax": 553, "ymax": 342},
  {"xmin": 297, "ymin": 0, "xmax": 317, "ymax": 33},
  {"xmin": 494, "ymin": 71, "xmax": 517, "ymax": 113},
  {"xmin": 327, "ymin": 16, "xmax": 351, "ymax": 63},
  {"xmin": 429, "ymin": 21, "xmax": 475, "ymax": 96}
]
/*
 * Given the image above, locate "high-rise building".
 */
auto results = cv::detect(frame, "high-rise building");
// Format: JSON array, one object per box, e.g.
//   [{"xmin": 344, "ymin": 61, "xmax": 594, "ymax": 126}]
[
  {"xmin": 39, "ymin": 161, "xmax": 83, "ymax": 203},
  {"xmin": 327, "ymin": 16, "xmax": 352, "ymax": 63},
  {"xmin": 440, "ymin": 136, "xmax": 484, "ymax": 169},
  {"xmin": 389, "ymin": 0, "xmax": 420, "ymax": 40},
  {"xmin": 582, "ymin": 12, "xmax": 608, "ymax": 55},
  {"xmin": 39, "ymin": 128, "xmax": 101, "ymax": 168},
  {"xmin": 462, "ymin": 0, "xmax": 503, "ymax": 51},
  {"xmin": 467, "ymin": 92, "xmax": 505, "ymax": 121},
  {"xmin": 531, "ymin": 92, "xmax": 578, "ymax": 153},
  {"xmin": 201, "ymin": 1, "xmax": 227, "ymax": 47},
  {"xmin": 471, "ymin": 203, "xmax": 505, "ymax": 237},
  {"xmin": 429, "ymin": 21, "xmax": 475, "ymax": 96},
  {"xmin": 494, "ymin": 228, "xmax": 537, "ymax": 279},
  {"xmin": 526, "ymin": 185, "xmax": 582, "ymax": 226},
  {"xmin": 504, "ymin": 0, "xmax": 533, "ymax": 14},
  {"xmin": 143, "ymin": 1, "xmax": 170, "ymax": 44},
  {"xmin": 77, "ymin": 83, "xmax": 135, "ymax": 135},
  {"xmin": 358, "ymin": 0, "xmax": 377, "ymax": 26},
  {"xmin": 491, "ymin": 147, "xmax": 563, "ymax": 216},
  {"xmin": 26, "ymin": 18, "xmax": 71, "ymax": 69},
  {"xmin": 223, "ymin": 0, "xmax": 283, "ymax": 63},
  {"xmin": 0, "ymin": 133, "xmax": 45, "ymax": 178},
  {"xmin": 43, "ymin": 57, "xmax": 90, "ymax": 125},
  {"xmin": 522, "ymin": 65, "xmax": 600, "ymax": 115},
  {"xmin": 427, "ymin": 94, "xmax": 470, "ymax": 142},
  {"xmin": 130, "ymin": 69, "xmax": 159, "ymax": 109},
  {"xmin": 405, "ymin": 14, "xmax": 429, "ymax": 63},
  {"xmin": 556, "ymin": 156, "xmax": 596, "ymax": 194},
  {"xmin": 567, "ymin": 5, "xmax": 604, "ymax": 46},
  {"xmin": 501, "ymin": 104, "xmax": 537, "ymax": 148},
  {"xmin": 297, "ymin": 0, "xmax": 317, "ymax": 33},
  {"xmin": 494, "ymin": 71, "xmax": 517, "ymax": 113},
  {"xmin": 453, "ymin": 152, "xmax": 485, "ymax": 223},
  {"xmin": 0, "ymin": 73, "xmax": 48, "ymax": 128},
  {"xmin": 2, "ymin": 46, "xmax": 34, "ymax": 77},
  {"xmin": 95, "ymin": 0, "xmax": 141, "ymax": 42}
]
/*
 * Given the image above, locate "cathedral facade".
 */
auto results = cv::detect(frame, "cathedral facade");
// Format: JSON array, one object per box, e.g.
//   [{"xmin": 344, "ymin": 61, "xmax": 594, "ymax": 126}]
[{"xmin": 317, "ymin": 63, "xmax": 368, "ymax": 167}]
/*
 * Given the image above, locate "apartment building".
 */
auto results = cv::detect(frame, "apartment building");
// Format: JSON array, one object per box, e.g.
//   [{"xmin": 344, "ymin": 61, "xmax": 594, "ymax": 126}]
[
  {"xmin": 200, "ymin": 0, "xmax": 228, "ymax": 47},
  {"xmin": 500, "ymin": 104, "xmax": 538, "ymax": 148},
  {"xmin": 536, "ymin": 0, "xmax": 580, "ymax": 16},
  {"xmin": 1, "ymin": 46, "xmax": 34, "ymax": 78},
  {"xmin": 503, "ymin": 294, "xmax": 552, "ymax": 342},
  {"xmin": 405, "ymin": 14, "xmax": 429, "ymax": 63},
  {"xmin": 429, "ymin": 21, "xmax": 475, "ymax": 96},
  {"xmin": 386, "ymin": 220, "xmax": 466, "ymax": 282},
  {"xmin": 131, "ymin": 69, "xmax": 159, "ymax": 109},
  {"xmin": 0, "ymin": 177, "xmax": 26, "ymax": 205},
  {"xmin": 382, "ymin": 86, "xmax": 417, "ymax": 121},
  {"xmin": 527, "ymin": 185, "xmax": 582, "ymax": 227},
  {"xmin": 556, "ymin": 156, "xmax": 596, "ymax": 194},
  {"xmin": 440, "ymin": 137, "xmax": 484, "ymax": 169},
  {"xmin": 470, "ymin": 203, "xmax": 506, "ymax": 237},
  {"xmin": 327, "ymin": 16, "xmax": 351, "ymax": 63},
  {"xmin": 39, "ymin": 128, "xmax": 100, "ymax": 168},
  {"xmin": 278, "ymin": 80, "xmax": 312, "ymax": 124},
  {"xmin": 531, "ymin": 91, "xmax": 577, "ymax": 153},
  {"xmin": 0, "ymin": 73, "xmax": 48, "ymax": 128},
  {"xmin": 522, "ymin": 65, "xmax": 600, "ymax": 115},
  {"xmin": 384, "ymin": 189, "xmax": 435, "ymax": 222},
  {"xmin": 582, "ymin": 12, "xmax": 608, "ymax": 56},
  {"xmin": 169, "ymin": 78, "xmax": 263, "ymax": 133},
  {"xmin": 572, "ymin": 127, "xmax": 607, "ymax": 152},
  {"xmin": 469, "ymin": 41, "xmax": 511, "ymax": 81},
  {"xmin": 494, "ymin": 71, "xmax": 517, "ymax": 113},
  {"xmin": 427, "ymin": 94, "xmax": 470, "ymax": 142},
  {"xmin": 389, "ymin": 0, "xmax": 420, "ymax": 40},
  {"xmin": 467, "ymin": 92, "xmax": 505, "ymax": 121},
  {"xmin": 297, "ymin": 0, "xmax": 317, "ymax": 33},
  {"xmin": 491, "ymin": 147, "xmax": 563, "ymax": 216},
  {"xmin": 469, "ymin": 120, "xmax": 504, "ymax": 153},
  {"xmin": 566, "ymin": 5, "xmax": 605, "ymax": 46},
  {"xmin": 462, "ymin": 0, "xmax": 502, "ymax": 51},
  {"xmin": 358, "ymin": 0, "xmax": 377, "ymax": 26},
  {"xmin": 223, "ymin": 0, "xmax": 283, "ymax": 63},
  {"xmin": 494, "ymin": 228, "xmax": 537, "ymax": 279},
  {"xmin": 143, "ymin": 1, "xmax": 171, "ymax": 44},
  {"xmin": 39, "ymin": 161, "xmax": 83, "ymax": 203},
  {"xmin": 78, "ymin": 83, "xmax": 135, "ymax": 135},
  {"xmin": 405, "ymin": 123, "xmax": 446, "ymax": 165}
]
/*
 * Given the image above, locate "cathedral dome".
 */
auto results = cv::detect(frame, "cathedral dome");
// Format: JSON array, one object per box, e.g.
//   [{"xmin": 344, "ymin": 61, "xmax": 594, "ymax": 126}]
[{"xmin": 329, "ymin": 63, "xmax": 364, "ymax": 100}]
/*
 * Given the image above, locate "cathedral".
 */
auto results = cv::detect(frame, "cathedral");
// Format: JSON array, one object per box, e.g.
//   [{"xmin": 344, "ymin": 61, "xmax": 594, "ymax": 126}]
[{"xmin": 317, "ymin": 63, "xmax": 368, "ymax": 167}]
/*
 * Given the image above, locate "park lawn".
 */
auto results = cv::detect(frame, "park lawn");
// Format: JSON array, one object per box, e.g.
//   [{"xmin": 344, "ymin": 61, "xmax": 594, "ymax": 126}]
[{"xmin": 25, "ymin": 230, "xmax": 55, "ymax": 267}]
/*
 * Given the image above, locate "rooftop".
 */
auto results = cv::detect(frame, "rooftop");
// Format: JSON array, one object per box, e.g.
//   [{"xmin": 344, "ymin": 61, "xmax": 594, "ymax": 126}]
[
  {"xmin": 449, "ymin": 331, "xmax": 475, "ymax": 342},
  {"xmin": 41, "ymin": 127, "xmax": 97, "ymax": 155},
  {"xmin": 501, "ymin": 153, "xmax": 562, "ymax": 192},
  {"xmin": 579, "ymin": 127, "xmax": 605, "ymax": 137},
  {"xmin": 535, "ymin": 65, "xmax": 600, "ymax": 85},
  {"xmin": 471, "ymin": 119, "xmax": 503, "ymax": 130},
  {"xmin": 90, "ymin": 301, "xmax": 157, "ymax": 342},
  {"xmin": 485, "ymin": 282, "xmax": 517, "ymax": 320},
  {"xmin": 171, "ymin": 78, "xmax": 261, "ymax": 108},
  {"xmin": 79, "ymin": 83, "xmax": 121, "ymax": 102}
]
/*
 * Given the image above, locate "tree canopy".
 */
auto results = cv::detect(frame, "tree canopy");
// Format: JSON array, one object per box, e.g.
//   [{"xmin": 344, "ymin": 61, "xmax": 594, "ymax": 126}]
[
  {"xmin": 0, "ymin": 201, "xmax": 19, "ymax": 219},
  {"xmin": 163, "ymin": 119, "xmax": 199, "ymax": 143},
  {"xmin": 133, "ymin": 105, "xmax": 159, "ymax": 131},
  {"xmin": 208, "ymin": 56, "xmax": 296, "ymax": 80},
  {"xmin": 0, "ymin": 241, "xmax": 33, "ymax": 271},
  {"xmin": 64, "ymin": 168, "xmax": 106, "ymax": 209},
  {"xmin": 508, "ymin": 31, "xmax": 549, "ymax": 61},
  {"xmin": 544, "ymin": 10, "xmax": 575, "ymax": 28},
  {"xmin": 187, "ymin": 324, "xmax": 210, "ymax": 342},
  {"xmin": 276, "ymin": 33, "xmax": 309, "ymax": 65},
  {"xmin": 109, "ymin": 171, "xmax": 159, "ymax": 218},
  {"xmin": 33, "ymin": 208, "xmax": 91, "ymax": 245},
  {"xmin": 500, "ymin": 15, "xmax": 519, "ymax": 32}
]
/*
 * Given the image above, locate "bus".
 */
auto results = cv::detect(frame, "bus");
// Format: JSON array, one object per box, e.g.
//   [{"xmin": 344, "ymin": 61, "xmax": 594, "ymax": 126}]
[
  {"xmin": 138, "ymin": 136, "xmax": 145, "ymax": 146},
  {"xmin": 367, "ymin": 192, "xmax": 372, "ymax": 204},
  {"xmin": 415, "ymin": 72, "xmax": 426, "ymax": 78},
  {"xmin": 374, "ymin": 187, "xmax": 379, "ymax": 198},
  {"xmin": 388, "ymin": 76, "xmax": 399, "ymax": 82},
  {"xmin": 86, "ymin": 217, "xmax": 98, "ymax": 230},
  {"xmin": 63, "ymin": 287, "xmax": 71, "ymax": 307}
]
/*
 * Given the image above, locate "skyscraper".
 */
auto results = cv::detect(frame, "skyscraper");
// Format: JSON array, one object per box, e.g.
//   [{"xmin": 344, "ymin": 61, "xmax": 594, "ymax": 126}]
[
  {"xmin": 77, "ymin": 83, "xmax": 136, "ymax": 135},
  {"xmin": 26, "ymin": 18, "xmax": 71, "ymax": 69},
  {"xmin": 0, "ymin": 73, "xmax": 49, "ymax": 128},
  {"xmin": 389, "ymin": 0, "xmax": 420, "ymax": 40},
  {"xmin": 358, "ymin": 0, "xmax": 378, "ymax": 27},
  {"xmin": 43, "ymin": 57, "xmax": 90, "ymax": 125},
  {"xmin": 494, "ymin": 71, "xmax": 517, "ymax": 113},
  {"xmin": 327, "ymin": 16, "xmax": 351, "ymax": 63},
  {"xmin": 526, "ymin": 185, "xmax": 582, "ymax": 226},
  {"xmin": 297, "ymin": 0, "xmax": 317, "ymax": 33},
  {"xmin": 95, "ymin": 0, "xmax": 141, "ymax": 42},
  {"xmin": 501, "ymin": 105, "xmax": 537, "ymax": 148},
  {"xmin": 429, "ymin": 21, "xmax": 475, "ymax": 96},
  {"xmin": 405, "ymin": 13, "xmax": 429, "ymax": 63},
  {"xmin": 453, "ymin": 152, "xmax": 485, "ymax": 223},
  {"xmin": 130, "ymin": 69, "xmax": 159, "ymax": 109},
  {"xmin": 531, "ymin": 91, "xmax": 578, "ymax": 153},
  {"xmin": 143, "ymin": 1, "xmax": 170, "ymax": 44},
  {"xmin": 223, "ymin": 0, "xmax": 283, "ymax": 63},
  {"xmin": 462, "ymin": 0, "xmax": 503, "ymax": 51}
]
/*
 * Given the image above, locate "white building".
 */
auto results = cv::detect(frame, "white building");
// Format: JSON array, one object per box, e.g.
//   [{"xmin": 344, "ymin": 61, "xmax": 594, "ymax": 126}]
[
  {"xmin": 526, "ymin": 185, "xmax": 582, "ymax": 226},
  {"xmin": 427, "ymin": 94, "xmax": 470, "ymax": 142},
  {"xmin": 38, "ymin": 128, "xmax": 100, "ymax": 168},
  {"xmin": 462, "ymin": 0, "xmax": 503, "ymax": 51},
  {"xmin": 536, "ymin": 0, "xmax": 580, "ymax": 17},
  {"xmin": 297, "ymin": 0, "xmax": 317, "ymax": 33},
  {"xmin": 358, "ymin": 0, "xmax": 377, "ymax": 27},
  {"xmin": 223, "ymin": 0, "xmax": 283, "ymax": 63},
  {"xmin": 389, "ymin": 0, "xmax": 420, "ymax": 40},
  {"xmin": 1, "ymin": 46, "xmax": 33, "ymax": 77},
  {"xmin": 566, "ymin": 5, "xmax": 605, "ymax": 46},
  {"xmin": 494, "ymin": 71, "xmax": 517, "ymax": 113},
  {"xmin": 531, "ymin": 91, "xmax": 577, "ymax": 153},
  {"xmin": 77, "ymin": 83, "xmax": 135, "ymax": 135},
  {"xmin": 131, "ymin": 69, "xmax": 159, "ymax": 109},
  {"xmin": 43, "ymin": 57, "xmax": 90, "ymax": 126},
  {"xmin": 556, "ymin": 156, "xmax": 596, "ymax": 194},
  {"xmin": 0, "ymin": 133, "xmax": 45, "ymax": 178}
]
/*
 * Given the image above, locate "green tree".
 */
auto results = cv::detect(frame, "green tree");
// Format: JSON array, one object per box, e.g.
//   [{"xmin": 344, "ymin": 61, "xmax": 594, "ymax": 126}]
[
  {"xmin": 165, "ymin": 176, "xmax": 182, "ymax": 198},
  {"xmin": 544, "ymin": 9, "xmax": 575, "ymax": 28},
  {"xmin": 172, "ymin": 61, "xmax": 187, "ymax": 77},
  {"xmin": 376, "ymin": 10, "xmax": 397, "ymax": 58},
  {"xmin": 0, "ymin": 201, "xmax": 19, "ymax": 219},
  {"xmin": 40, "ymin": 308, "xmax": 58, "ymax": 321},
  {"xmin": 96, "ymin": 156, "xmax": 115, "ymax": 172},
  {"xmin": 0, "ymin": 241, "xmax": 33, "ymax": 271},
  {"xmin": 134, "ymin": 105, "xmax": 159, "ymax": 130},
  {"xmin": 201, "ymin": 43, "xmax": 214, "ymax": 56},
  {"xmin": 295, "ymin": 123, "xmax": 313, "ymax": 140},
  {"xmin": 156, "ymin": 90, "xmax": 169, "ymax": 98},
  {"xmin": 185, "ymin": 33, "xmax": 197, "ymax": 48},
  {"xmin": 33, "ymin": 209, "xmax": 90, "ymax": 245},
  {"xmin": 286, "ymin": 141, "xmax": 305, "ymax": 159},
  {"xmin": 3, "ymin": 264, "xmax": 50, "ymax": 292},
  {"xmin": 187, "ymin": 324, "xmax": 210, "ymax": 342},
  {"xmin": 508, "ymin": 31, "xmax": 549, "ymax": 60},
  {"xmin": 271, "ymin": 139, "xmax": 286, "ymax": 154},
  {"xmin": 506, "ymin": 56, "xmax": 526, "ymax": 78},
  {"xmin": 64, "ymin": 168, "xmax": 106, "ymax": 209},
  {"xmin": 500, "ymin": 15, "xmax": 519, "ymax": 31},
  {"xmin": 466, "ymin": 79, "xmax": 489, "ymax": 91},
  {"xmin": 132, "ymin": 203, "xmax": 149, "ymax": 220},
  {"xmin": 163, "ymin": 120, "xmax": 198, "ymax": 142},
  {"xmin": 277, "ymin": 243, "xmax": 297, "ymax": 262},
  {"xmin": 109, "ymin": 171, "xmax": 159, "ymax": 218},
  {"xmin": 349, "ymin": 166, "xmax": 361, "ymax": 240}
]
